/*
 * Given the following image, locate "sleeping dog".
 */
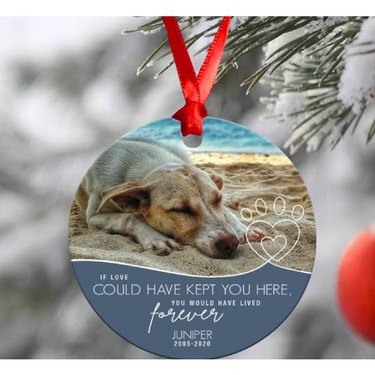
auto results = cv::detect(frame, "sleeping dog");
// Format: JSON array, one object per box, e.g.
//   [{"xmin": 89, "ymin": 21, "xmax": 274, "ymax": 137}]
[{"xmin": 75, "ymin": 137, "xmax": 264, "ymax": 259}]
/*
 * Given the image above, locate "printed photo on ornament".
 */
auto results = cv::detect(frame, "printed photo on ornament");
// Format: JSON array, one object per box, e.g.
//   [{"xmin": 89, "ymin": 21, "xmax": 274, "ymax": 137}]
[{"xmin": 69, "ymin": 118, "xmax": 316, "ymax": 276}]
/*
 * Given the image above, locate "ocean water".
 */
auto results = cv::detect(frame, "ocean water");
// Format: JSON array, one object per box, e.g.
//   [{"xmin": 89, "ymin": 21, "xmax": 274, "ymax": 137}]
[{"xmin": 126, "ymin": 117, "xmax": 282, "ymax": 155}]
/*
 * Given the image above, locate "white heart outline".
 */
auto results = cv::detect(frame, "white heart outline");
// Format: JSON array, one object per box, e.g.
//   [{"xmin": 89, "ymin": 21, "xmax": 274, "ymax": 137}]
[
  {"xmin": 246, "ymin": 218, "xmax": 301, "ymax": 263},
  {"xmin": 260, "ymin": 234, "xmax": 287, "ymax": 259}
]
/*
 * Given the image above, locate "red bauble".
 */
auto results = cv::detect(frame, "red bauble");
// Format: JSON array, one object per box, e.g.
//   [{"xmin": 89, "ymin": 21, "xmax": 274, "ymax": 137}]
[{"xmin": 337, "ymin": 227, "xmax": 375, "ymax": 343}]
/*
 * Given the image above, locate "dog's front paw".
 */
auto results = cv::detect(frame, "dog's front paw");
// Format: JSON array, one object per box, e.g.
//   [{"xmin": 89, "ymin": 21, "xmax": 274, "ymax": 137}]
[
  {"xmin": 233, "ymin": 221, "xmax": 265, "ymax": 244},
  {"xmin": 246, "ymin": 228, "xmax": 266, "ymax": 242},
  {"xmin": 142, "ymin": 235, "xmax": 183, "ymax": 256}
]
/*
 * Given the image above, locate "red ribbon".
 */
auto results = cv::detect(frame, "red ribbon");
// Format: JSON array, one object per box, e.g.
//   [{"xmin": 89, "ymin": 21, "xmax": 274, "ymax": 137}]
[{"xmin": 162, "ymin": 17, "xmax": 231, "ymax": 137}]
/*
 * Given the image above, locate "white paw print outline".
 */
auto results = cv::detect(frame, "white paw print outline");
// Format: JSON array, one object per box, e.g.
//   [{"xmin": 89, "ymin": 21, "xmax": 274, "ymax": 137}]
[{"xmin": 240, "ymin": 196, "xmax": 304, "ymax": 263}]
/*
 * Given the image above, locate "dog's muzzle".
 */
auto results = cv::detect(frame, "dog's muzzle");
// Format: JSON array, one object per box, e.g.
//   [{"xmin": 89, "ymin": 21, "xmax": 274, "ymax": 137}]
[{"xmin": 214, "ymin": 233, "xmax": 239, "ymax": 258}]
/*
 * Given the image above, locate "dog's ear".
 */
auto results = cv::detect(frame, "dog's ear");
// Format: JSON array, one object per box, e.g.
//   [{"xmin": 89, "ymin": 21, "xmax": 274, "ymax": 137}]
[
  {"xmin": 97, "ymin": 182, "xmax": 151, "ymax": 214},
  {"xmin": 207, "ymin": 171, "xmax": 223, "ymax": 190}
]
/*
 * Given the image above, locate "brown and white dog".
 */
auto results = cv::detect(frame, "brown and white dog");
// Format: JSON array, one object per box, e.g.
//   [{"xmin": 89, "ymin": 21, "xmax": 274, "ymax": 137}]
[{"xmin": 75, "ymin": 137, "xmax": 264, "ymax": 258}]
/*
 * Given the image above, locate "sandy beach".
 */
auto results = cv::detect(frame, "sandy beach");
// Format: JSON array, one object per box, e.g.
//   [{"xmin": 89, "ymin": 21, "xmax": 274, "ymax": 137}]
[{"xmin": 69, "ymin": 152, "xmax": 315, "ymax": 275}]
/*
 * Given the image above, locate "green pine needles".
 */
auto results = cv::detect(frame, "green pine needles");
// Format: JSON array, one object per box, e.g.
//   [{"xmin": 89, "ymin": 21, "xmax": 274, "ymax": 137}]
[{"xmin": 124, "ymin": 17, "xmax": 375, "ymax": 153}]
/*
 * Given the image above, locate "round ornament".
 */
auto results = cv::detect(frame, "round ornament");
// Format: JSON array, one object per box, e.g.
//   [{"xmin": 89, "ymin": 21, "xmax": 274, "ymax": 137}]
[
  {"xmin": 337, "ymin": 227, "xmax": 375, "ymax": 343},
  {"xmin": 68, "ymin": 117, "xmax": 316, "ymax": 358}
]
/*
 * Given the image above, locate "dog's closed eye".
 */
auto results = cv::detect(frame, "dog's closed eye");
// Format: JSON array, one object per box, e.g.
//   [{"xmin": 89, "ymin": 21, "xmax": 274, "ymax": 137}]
[{"xmin": 169, "ymin": 206, "xmax": 196, "ymax": 216}]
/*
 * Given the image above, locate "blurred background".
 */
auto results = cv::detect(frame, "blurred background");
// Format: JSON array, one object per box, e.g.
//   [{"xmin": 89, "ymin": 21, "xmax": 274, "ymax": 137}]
[{"xmin": 0, "ymin": 17, "xmax": 374, "ymax": 359}]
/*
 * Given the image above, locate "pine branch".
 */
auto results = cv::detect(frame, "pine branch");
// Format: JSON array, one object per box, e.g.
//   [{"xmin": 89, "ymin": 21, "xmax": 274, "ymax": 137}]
[{"xmin": 127, "ymin": 17, "xmax": 375, "ymax": 153}]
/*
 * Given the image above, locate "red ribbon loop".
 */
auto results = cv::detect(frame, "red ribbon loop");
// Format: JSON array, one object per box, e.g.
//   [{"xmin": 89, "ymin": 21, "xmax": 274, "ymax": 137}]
[
  {"xmin": 162, "ymin": 17, "xmax": 231, "ymax": 137},
  {"xmin": 173, "ymin": 100, "xmax": 208, "ymax": 136}
]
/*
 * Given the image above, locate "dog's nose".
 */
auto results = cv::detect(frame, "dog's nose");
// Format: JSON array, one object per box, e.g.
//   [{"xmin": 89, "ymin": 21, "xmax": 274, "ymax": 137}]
[{"xmin": 214, "ymin": 234, "xmax": 239, "ymax": 257}]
